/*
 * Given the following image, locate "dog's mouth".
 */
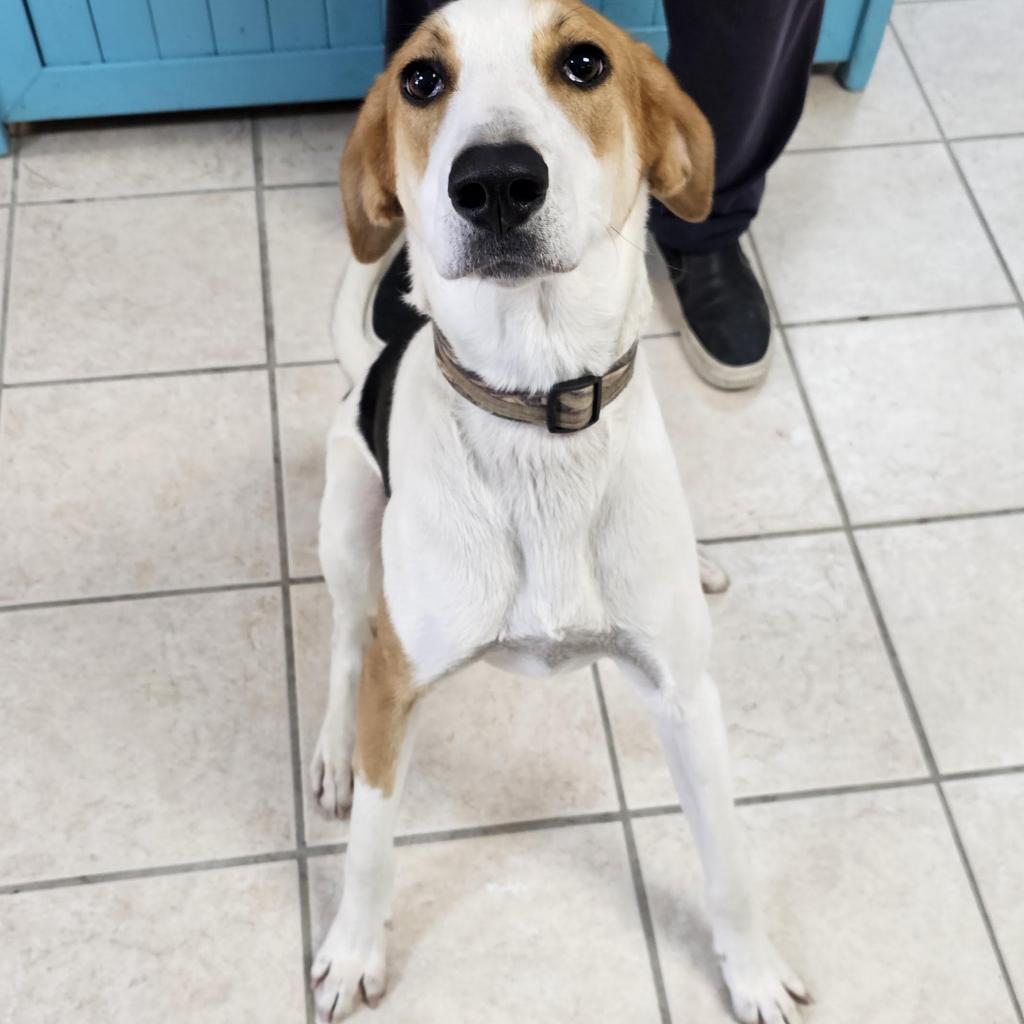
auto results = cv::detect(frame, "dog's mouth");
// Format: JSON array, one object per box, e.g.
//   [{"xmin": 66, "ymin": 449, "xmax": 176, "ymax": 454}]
[{"xmin": 445, "ymin": 232, "xmax": 575, "ymax": 283}]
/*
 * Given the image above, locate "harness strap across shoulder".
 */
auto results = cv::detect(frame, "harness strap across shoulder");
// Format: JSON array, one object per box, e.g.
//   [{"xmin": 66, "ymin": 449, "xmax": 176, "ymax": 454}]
[{"xmin": 433, "ymin": 326, "xmax": 639, "ymax": 434}]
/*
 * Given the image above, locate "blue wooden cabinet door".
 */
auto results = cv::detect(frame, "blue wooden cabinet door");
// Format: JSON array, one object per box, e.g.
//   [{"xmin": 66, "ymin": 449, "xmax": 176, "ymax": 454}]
[{"xmin": 1, "ymin": 0, "xmax": 893, "ymax": 156}]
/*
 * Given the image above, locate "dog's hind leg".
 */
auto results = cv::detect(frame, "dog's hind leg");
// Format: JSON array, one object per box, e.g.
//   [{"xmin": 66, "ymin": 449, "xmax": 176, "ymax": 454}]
[
  {"xmin": 311, "ymin": 601, "xmax": 419, "ymax": 1020},
  {"xmin": 698, "ymin": 546, "xmax": 730, "ymax": 594},
  {"xmin": 311, "ymin": 397, "xmax": 386, "ymax": 819}
]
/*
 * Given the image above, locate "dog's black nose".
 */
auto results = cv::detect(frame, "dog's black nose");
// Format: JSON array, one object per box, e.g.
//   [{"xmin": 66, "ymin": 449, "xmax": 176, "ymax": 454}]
[{"xmin": 448, "ymin": 143, "xmax": 549, "ymax": 235}]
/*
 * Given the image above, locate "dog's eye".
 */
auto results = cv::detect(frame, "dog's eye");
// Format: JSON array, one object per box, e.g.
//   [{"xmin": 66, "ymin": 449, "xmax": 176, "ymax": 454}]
[
  {"xmin": 561, "ymin": 43, "xmax": 608, "ymax": 87},
  {"xmin": 401, "ymin": 60, "xmax": 446, "ymax": 105}
]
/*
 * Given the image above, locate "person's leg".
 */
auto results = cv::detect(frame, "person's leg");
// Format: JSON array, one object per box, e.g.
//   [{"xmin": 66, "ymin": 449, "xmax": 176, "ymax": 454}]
[
  {"xmin": 651, "ymin": 0, "xmax": 824, "ymax": 253},
  {"xmin": 652, "ymin": 0, "xmax": 824, "ymax": 390},
  {"xmin": 386, "ymin": 0, "xmax": 447, "ymax": 56}
]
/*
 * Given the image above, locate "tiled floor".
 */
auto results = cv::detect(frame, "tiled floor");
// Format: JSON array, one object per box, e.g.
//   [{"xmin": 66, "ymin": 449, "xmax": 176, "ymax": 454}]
[{"xmin": 1, "ymin": 3, "xmax": 1023, "ymax": 1021}]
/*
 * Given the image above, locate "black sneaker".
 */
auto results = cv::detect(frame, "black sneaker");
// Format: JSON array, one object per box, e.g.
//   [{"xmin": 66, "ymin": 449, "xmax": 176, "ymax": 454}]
[
  {"xmin": 371, "ymin": 245, "xmax": 429, "ymax": 348},
  {"xmin": 656, "ymin": 239, "xmax": 772, "ymax": 390}
]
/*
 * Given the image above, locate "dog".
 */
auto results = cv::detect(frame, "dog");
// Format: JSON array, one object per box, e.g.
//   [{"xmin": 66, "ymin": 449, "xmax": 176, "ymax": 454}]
[{"xmin": 309, "ymin": 1, "xmax": 808, "ymax": 1020}]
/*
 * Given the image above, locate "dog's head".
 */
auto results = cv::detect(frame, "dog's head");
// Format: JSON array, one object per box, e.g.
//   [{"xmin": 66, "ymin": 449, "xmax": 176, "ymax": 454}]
[{"xmin": 341, "ymin": 0, "xmax": 713, "ymax": 284}]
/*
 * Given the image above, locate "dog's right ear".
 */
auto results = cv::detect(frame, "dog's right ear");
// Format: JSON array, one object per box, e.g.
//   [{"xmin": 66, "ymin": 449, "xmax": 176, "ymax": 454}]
[
  {"xmin": 631, "ymin": 44, "xmax": 715, "ymax": 223},
  {"xmin": 341, "ymin": 73, "xmax": 404, "ymax": 263}
]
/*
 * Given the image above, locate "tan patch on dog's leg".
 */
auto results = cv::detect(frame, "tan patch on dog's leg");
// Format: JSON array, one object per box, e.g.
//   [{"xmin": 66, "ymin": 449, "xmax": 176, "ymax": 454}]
[{"xmin": 353, "ymin": 601, "xmax": 417, "ymax": 798}]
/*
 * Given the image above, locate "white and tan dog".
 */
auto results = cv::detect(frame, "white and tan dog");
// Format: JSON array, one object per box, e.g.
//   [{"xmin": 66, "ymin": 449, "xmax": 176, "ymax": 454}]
[{"xmin": 311, "ymin": 1, "xmax": 808, "ymax": 1020}]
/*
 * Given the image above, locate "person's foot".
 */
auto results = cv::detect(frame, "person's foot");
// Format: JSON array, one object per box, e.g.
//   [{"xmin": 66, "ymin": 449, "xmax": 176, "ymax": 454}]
[
  {"xmin": 371, "ymin": 245, "xmax": 429, "ymax": 348},
  {"xmin": 656, "ymin": 239, "xmax": 772, "ymax": 390}
]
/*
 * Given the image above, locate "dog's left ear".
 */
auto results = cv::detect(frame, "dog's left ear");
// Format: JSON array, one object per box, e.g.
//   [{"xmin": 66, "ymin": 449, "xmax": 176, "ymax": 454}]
[
  {"xmin": 632, "ymin": 45, "xmax": 715, "ymax": 223},
  {"xmin": 341, "ymin": 72, "xmax": 404, "ymax": 263}
]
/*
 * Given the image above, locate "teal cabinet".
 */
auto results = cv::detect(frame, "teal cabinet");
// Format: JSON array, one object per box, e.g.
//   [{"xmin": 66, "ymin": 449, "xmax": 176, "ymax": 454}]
[{"xmin": 0, "ymin": 0, "xmax": 894, "ymax": 156}]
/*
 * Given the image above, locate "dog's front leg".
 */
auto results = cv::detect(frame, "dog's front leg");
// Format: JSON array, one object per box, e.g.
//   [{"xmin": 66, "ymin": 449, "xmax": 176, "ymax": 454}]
[
  {"xmin": 630, "ymin": 652, "xmax": 810, "ymax": 1024},
  {"xmin": 311, "ymin": 603, "xmax": 419, "ymax": 1022}
]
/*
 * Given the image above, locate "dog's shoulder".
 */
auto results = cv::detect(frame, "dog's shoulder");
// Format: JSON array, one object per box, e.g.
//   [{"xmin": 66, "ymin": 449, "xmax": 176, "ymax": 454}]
[{"xmin": 358, "ymin": 332, "xmax": 416, "ymax": 498}]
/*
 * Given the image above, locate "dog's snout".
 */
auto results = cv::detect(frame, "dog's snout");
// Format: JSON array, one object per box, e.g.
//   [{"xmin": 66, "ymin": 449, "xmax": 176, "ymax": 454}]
[{"xmin": 448, "ymin": 143, "xmax": 549, "ymax": 236}]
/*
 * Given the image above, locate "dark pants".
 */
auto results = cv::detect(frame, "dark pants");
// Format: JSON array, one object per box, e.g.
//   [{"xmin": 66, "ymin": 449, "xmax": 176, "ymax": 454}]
[{"xmin": 386, "ymin": 0, "xmax": 824, "ymax": 254}]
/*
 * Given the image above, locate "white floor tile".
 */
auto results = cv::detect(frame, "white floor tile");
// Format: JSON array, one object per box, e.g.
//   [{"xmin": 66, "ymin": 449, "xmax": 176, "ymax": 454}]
[
  {"xmin": 308, "ymin": 824, "xmax": 661, "ymax": 1023},
  {"xmin": 0, "ymin": 590, "xmax": 293, "ymax": 883},
  {"xmin": 277, "ymin": 363, "xmax": 349, "ymax": 578},
  {"xmin": 635, "ymin": 788, "xmax": 1018, "ymax": 1024},
  {"xmin": 646, "ymin": 333, "xmax": 839, "ymax": 538},
  {"xmin": 955, "ymin": 137, "xmax": 1024, "ymax": 297},
  {"xmin": 893, "ymin": 0, "xmax": 1024, "ymax": 137},
  {"xmin": 946, "ymin": 774, "xmax": 1024, "ymax": 995},
  {"xmin": 17, "ymin": 119, "xmax": 254, "ymax": 203},
  {"xmin": 859, "ymin": 515, "xmax": 1024, "ymax": 773},
  {"xmin": 792, "ymin": 309, "xmax": 1024, "ymax": 522},
  {"xmin": 755, "ymin": 145, "xmax": 1011, "ymax": 323},
  {"xmin": 790, "ymin": 30, "xmax": 939, "ymax": 151},
  {"xmin": 0, "ymin": 863, "xmax": 306, "ymax": 1024},
  {"xmin": 259, "ymin": 110, "xmax": 356, "ymax": 186},
  {"xmin": 292, "ymin": 583, "xmax": 618, "ymax": 843},
  {"xmin": 603, "ymin": 534, "xmax": 924, "ymax": 807},
  {"xmin": 264, "ymin": 186, "xmax": 350, "ymax": 363},
  {"xmin": 5, "ymin": 193, "xmax": 265, "ymax": 382},
  {"xmin": 0, "ymin": 372, "xmax": 279, "ymax": 604}
]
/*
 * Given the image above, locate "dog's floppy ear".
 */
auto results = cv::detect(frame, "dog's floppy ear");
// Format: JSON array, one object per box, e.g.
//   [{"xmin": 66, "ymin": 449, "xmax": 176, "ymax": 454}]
[
  {"xmin": 341, "ymin": 73, "xmax": 404, "ymax": 263},
  {"xmin": 632, "ymin": 45, "xmax": 715, "ymax": 223}
]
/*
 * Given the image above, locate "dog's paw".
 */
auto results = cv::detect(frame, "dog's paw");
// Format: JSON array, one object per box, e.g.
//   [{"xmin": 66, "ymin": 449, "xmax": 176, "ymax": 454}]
[
  {"xmin": 310, "ymin": 729, "xmax": 353, "ymax": 820},
  {"xmin": 699, "ymin": 549, "xmax": 730, "ymax": 594},
  {"xmin": 717, "ymin": 930, "xmax": 810, "ymax": 1024},
  {"xmin": 311, "ymin": 924, "xmax": 387, "ymax": 1022}
]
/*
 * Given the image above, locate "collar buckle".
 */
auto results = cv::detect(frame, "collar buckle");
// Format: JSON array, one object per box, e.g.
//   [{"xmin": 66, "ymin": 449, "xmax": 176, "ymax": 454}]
[{"xmin": 547, "ymin": 374, "xmax": 603, "ymax": 434}]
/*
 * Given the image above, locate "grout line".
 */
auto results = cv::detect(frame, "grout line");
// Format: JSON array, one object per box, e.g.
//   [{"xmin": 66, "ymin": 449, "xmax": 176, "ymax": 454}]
[
  {"xmin": 738, "ymin": 776, "xmax": 934, "ymax": 806},
  {"xmin": 750, "ymin": 229, "xmax": 1024, "ymax": 1023},
  {"xmin": 592, "ymin": 663, "xmax": 674, "ymax": 1024},
  {"xmin": 780, "ymin": 301, "xmax": 1018, "ymax": 331},
  {"xmin": 788, "ymin": 130, "xmax": 1024, "ymax": 154},
  {"xmin": 6, "ymin": 763, "xmax": 1023, "ymax": 898},
  {"xmin": 630, "ymin": 775, "xmax": 937, "ymax": 820},
  {"xmin": 699, "ymin": 524, "xmax": 844, "ymax": 546},
  {"xmin": 0, "ymin": 579, "xmax": 280, "ymax": 614},
  {"xmin": 2, "ymin": 499, "xmax": 1021, "ymax": 615},
  {"xmin": 393, "ymin": 810, "xmax": 624, "ymax": 848},
  {"xmin": 16, "ymin": 184, "xmax": 255, "ymax": 207},
  {"xmin": 14, "ymin": 179, "xmax": 339, "ymax": 209},
  {"xmin": 7, "ymin": 128, "xmax": 1023, "ymax": 213},
  {"xmin": 700, "ymin": 505, "xmax": 1024, "ymax": 547},
  {"xmin": 6, "ymin": 298, "xmax": 1024, "ymax": 396},
  {"xmin": 5, "ymin": 503, "xmax": 1024, "ymax": 615},
  {"xmin": 941, "ymin": 763, "xmax": 1024, "ymax": 784},
  {"xmin": 0, "ymin": 142, "xmax": 20, "ymax": 419},
  {"xmin": 252, "ymin": 118, "xmax": 316, "ymax": 1024},
  {"xmin": 788, "ymin": 137, "xmax": 943, "ymax": 155},
  {"xmin": 276, "ymin": 357, "xmax": 338, "ymax": 369},
  {"xmin": 2, "ymin": 362, "xmax": 268, "ymax": 390},
  {"xmin": 0, "ymin": 849, "xmax": 300, "ymax": 897},
  {"xmin": 853, "ymin": 505, "xmax": 1024, "ymax": 533}
]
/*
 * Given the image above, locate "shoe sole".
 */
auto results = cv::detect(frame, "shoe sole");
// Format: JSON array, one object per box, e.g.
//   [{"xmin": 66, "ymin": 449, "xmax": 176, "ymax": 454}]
[{"xmin": 677, "ymin": 316, "xmax": 773, "ymax": 391}]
